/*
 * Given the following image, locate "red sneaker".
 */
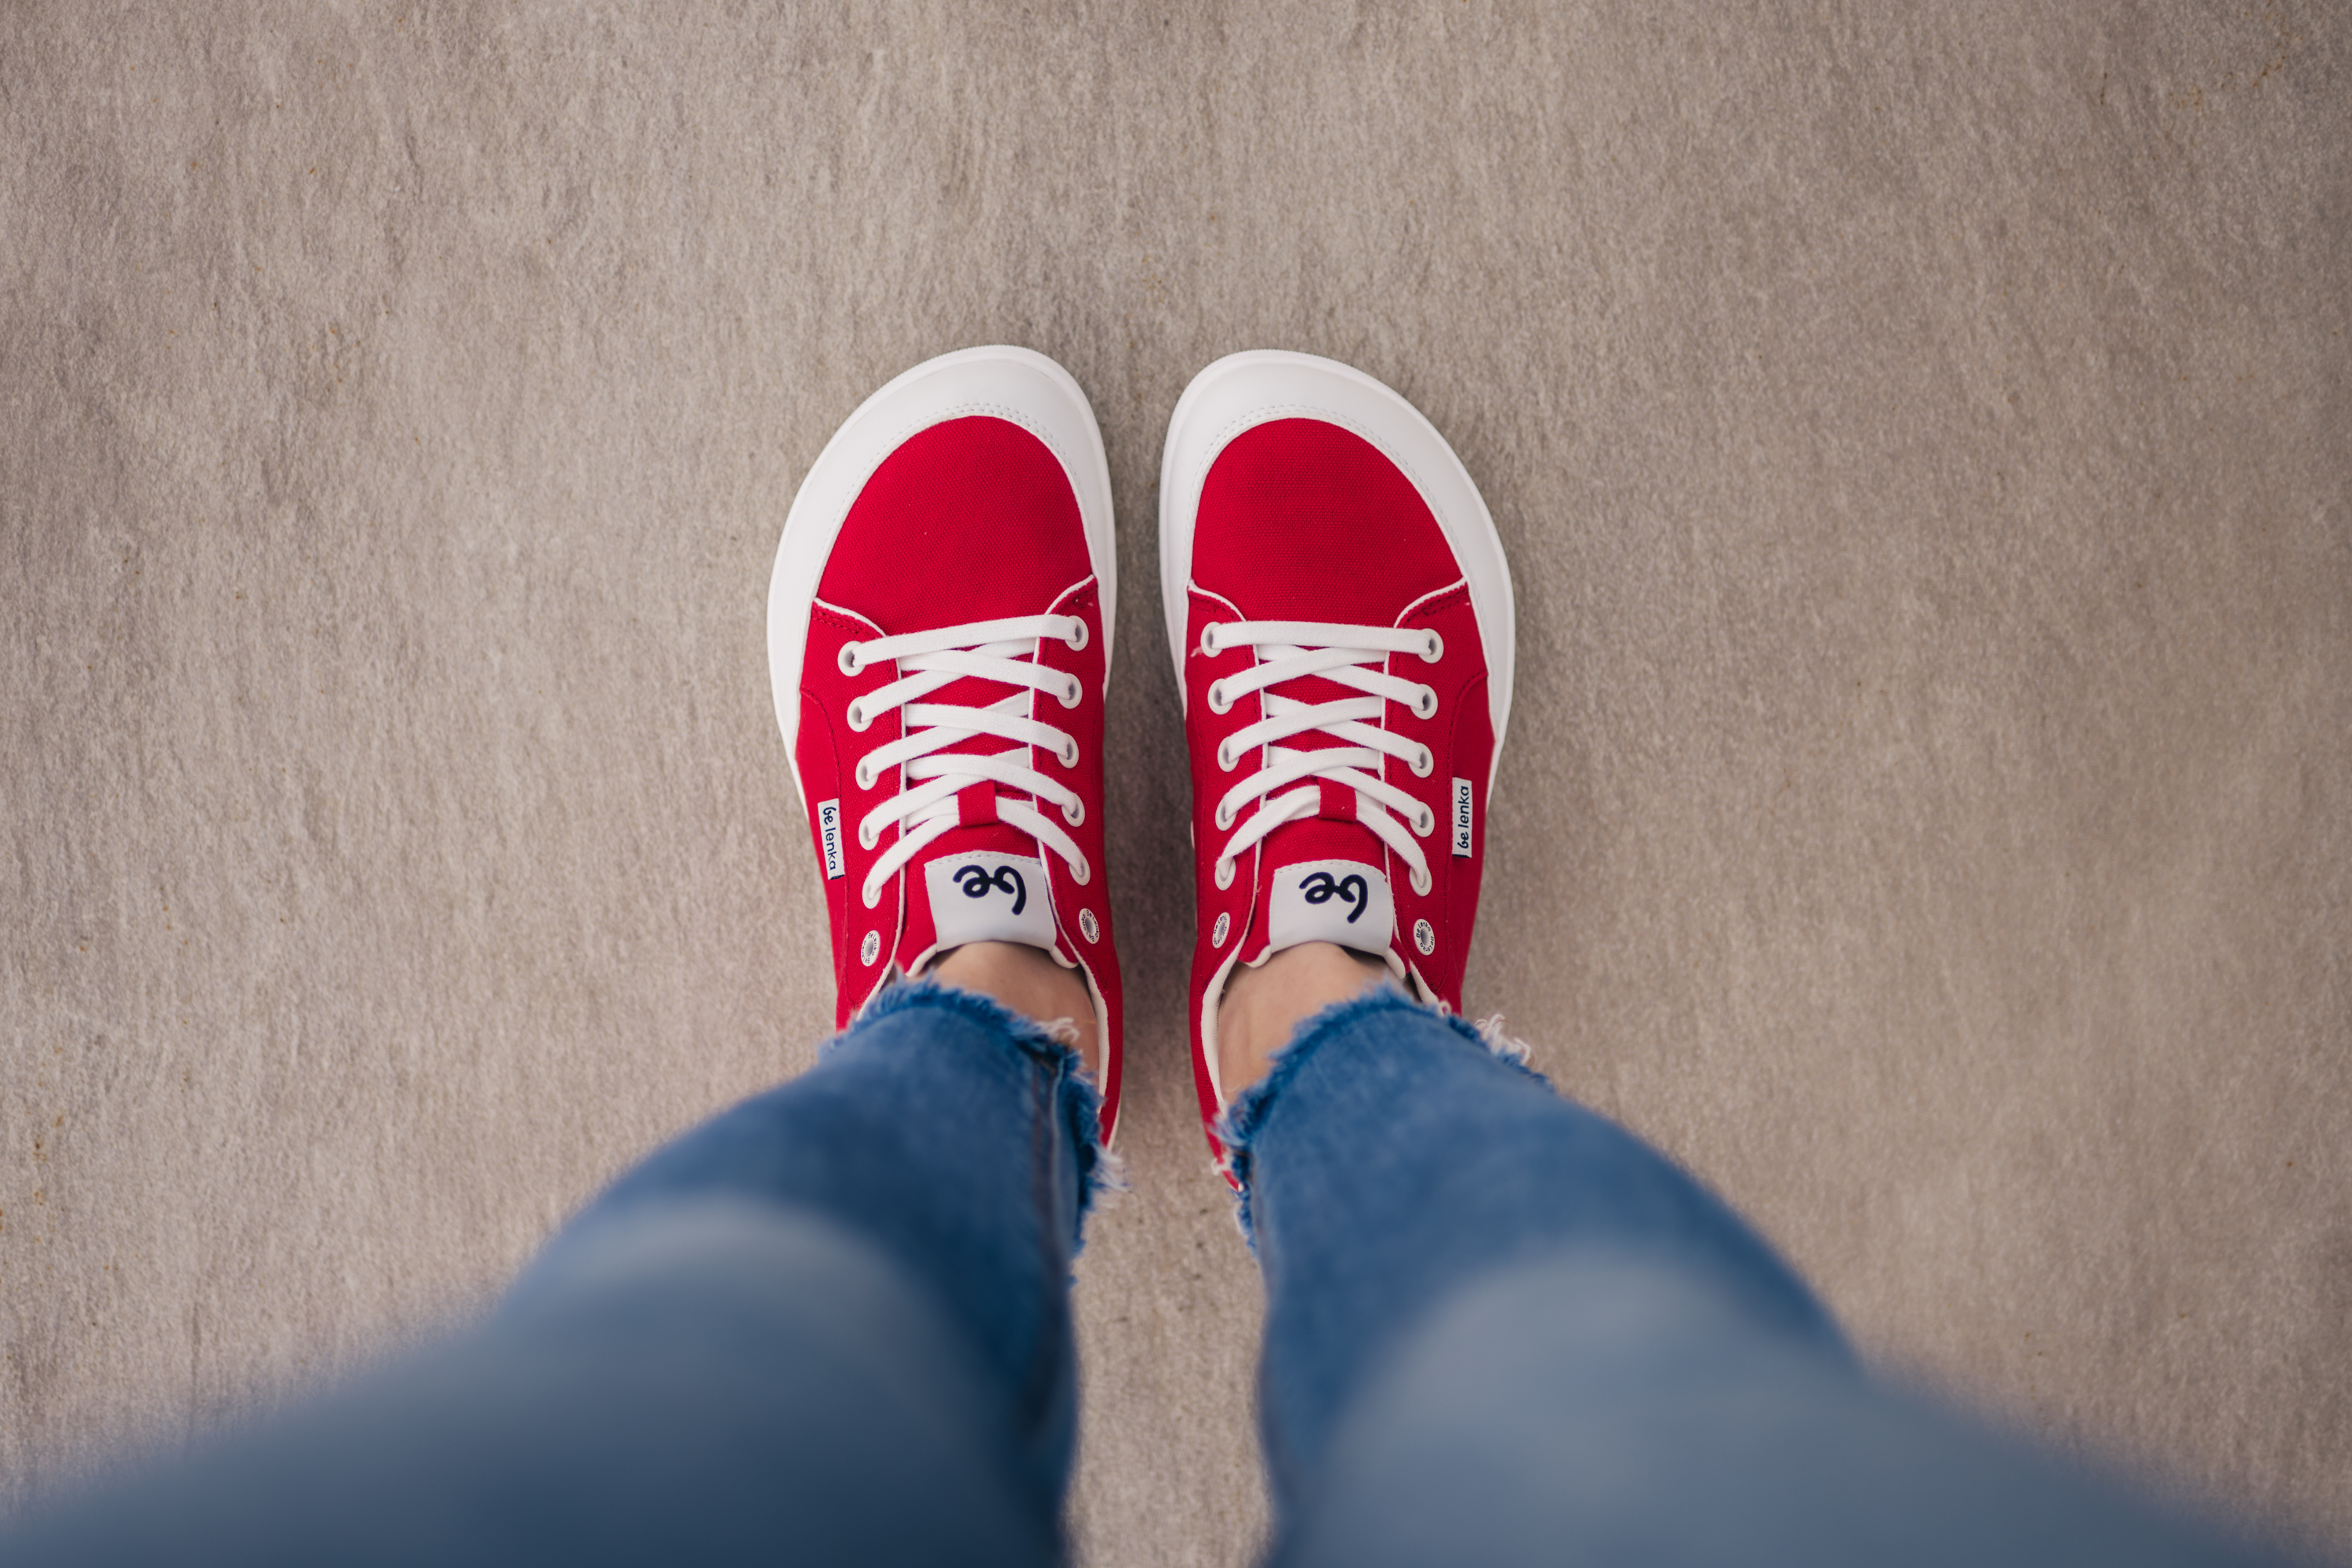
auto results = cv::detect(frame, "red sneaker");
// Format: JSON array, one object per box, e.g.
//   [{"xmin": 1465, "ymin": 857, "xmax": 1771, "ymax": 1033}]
[
  {"xmin": 1159, "ymin": 351, "xmax": 1515, "ymax": 1171},
  {"xmin": 768, "ymin": 347, "xmax": 1124, "ymax": 1138}
]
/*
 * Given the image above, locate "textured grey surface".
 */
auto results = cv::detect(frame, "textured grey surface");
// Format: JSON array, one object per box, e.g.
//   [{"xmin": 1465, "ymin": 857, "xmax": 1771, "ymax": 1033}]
[{"xmin": 3, "ymin": 3, "xmax": 2347, "ymax": 1563}]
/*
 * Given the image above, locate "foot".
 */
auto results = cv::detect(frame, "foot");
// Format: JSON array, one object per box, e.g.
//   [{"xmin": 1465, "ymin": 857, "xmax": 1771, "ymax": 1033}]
[
  {"xmin": 1160, "ymin": 350, "xmax": 1515, "ymax": 1172},
  {"xmin": 768, "ymin": 347, "xmax": 1126, "ymax": 1138},
  {"xmin": 1215, "ymin": 941, "xmax": 1389, "ymax": 1095},
  {"xmin": 932, "ymin": 941, "xmax": 1101, "ymax": 1084}
]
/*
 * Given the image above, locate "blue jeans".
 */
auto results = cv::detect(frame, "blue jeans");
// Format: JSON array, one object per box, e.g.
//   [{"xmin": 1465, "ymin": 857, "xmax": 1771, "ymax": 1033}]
[{"xmin": 0, "ymin": 985, "xmax": 2296, "ymax": 1566}]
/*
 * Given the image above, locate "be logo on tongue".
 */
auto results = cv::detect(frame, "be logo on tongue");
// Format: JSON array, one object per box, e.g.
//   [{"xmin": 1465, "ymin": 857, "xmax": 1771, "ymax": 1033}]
[
  {"xmin": 1268, "ymin": 858, "xmax": 1395, "ymax": 956},
  {"xmin": 925, "ymin": 850, "xmax": 1056, "ymax": 949}
]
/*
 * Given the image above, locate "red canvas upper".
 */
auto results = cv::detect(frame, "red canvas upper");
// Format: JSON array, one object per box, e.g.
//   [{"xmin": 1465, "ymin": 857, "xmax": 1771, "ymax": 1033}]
[
  {"xmin": 1181, "ymin": 417, "xmax": 1497, "ymax": 1167},
  {"xmin": 792, "ymin": 413, "xmax": 1123, "ymax": 1133},
  {"xmin": 1192, "ymin": 419, "xmax": 1465, "ymax": 624},
  {"xmin": 821, "ymin": 417, "xmax": 1091, "ymax": 626}
]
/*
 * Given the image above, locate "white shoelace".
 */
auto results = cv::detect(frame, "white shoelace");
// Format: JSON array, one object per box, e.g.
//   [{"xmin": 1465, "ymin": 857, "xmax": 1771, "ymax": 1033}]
[
  {"xmin": 1200, "ymin": 619, "xmax": 1445, "ymax": 897},
  {"xmin": 837, "ymin": 613, "xmax": 1092, "ymax": 910}
]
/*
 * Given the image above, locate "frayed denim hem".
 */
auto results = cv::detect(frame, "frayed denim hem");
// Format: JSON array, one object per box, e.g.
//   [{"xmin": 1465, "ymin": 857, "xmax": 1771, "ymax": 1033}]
[
  {"xmin": 1212, "ymin": 988, "xmax": 1545, "ymax": 1247},
  {"xmin": 833, "ymin": 978, "xmax": 1117, "ymax": 1229}
]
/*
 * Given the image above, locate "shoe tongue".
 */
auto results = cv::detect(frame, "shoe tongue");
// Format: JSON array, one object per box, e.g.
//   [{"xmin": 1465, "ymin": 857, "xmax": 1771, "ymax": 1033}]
[
  {"xmin": 923, "ymin": 673, "xmax": 1031, "ymax": 761},
  {"xmin": 1246, "ymin": 818, "xmax": 1396, "ymax": 963},
  {"xmin": 901, "ymin": 823, "xmax": 1058, "ymax": 968},
  {"xmin": 883, "ymin": 648, "xmax": 1056, "ymax": 967}
]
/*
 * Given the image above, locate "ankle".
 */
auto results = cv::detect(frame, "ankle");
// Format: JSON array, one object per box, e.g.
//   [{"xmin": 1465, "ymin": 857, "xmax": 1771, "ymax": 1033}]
[
  {"xmin": 929, "ymin": 942, "xmax": 1100, "ymax": 1083},
  {"xmin": 1216, "ymin": 942, "xmax": 1391, "ymax": 1098}
]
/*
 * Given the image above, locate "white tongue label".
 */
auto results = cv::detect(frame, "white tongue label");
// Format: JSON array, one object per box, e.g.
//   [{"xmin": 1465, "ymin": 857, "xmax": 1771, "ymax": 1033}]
[
  {"xmin": 1268, "ymin": 858, "xmax": 1394, "ymax": 956},
  {"xmin": 925, "ymin": 850, "xmax": 1056, "ymax": 950}
]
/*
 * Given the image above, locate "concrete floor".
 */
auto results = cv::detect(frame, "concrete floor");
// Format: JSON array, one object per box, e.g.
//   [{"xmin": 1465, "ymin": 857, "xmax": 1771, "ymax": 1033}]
[{"xmin": 3, "ymin": 3, "xmax": 2347, "ymax": 1563}]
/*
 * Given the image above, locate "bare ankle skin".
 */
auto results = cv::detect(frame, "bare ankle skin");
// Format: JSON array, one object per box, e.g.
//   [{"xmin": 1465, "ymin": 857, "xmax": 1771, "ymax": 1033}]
[
  {"xmin": 928, "ymin": 941, "xmax": 1101, "ymax": 1086},
  {"xmin": 1215, "ymin": 942, "xmax": 1392, "ymax": 1098}
]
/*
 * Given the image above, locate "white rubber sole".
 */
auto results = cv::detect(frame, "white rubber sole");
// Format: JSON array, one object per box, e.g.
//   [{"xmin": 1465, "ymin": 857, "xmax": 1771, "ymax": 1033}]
[
  {"xmin": 767, "ymin": 346, "xmax": 1117, "ymax": 811},
  {"xmin": 1156, "ymin": 350, "xmax": 1515, "ymax": 780}
]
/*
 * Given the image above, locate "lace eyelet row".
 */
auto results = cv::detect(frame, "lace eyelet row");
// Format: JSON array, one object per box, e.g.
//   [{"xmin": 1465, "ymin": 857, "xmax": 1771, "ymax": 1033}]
[
  {"xmin": 839, "ymin": 615, "xmax": 1087, "ymax": 678},
  {"xmin": 1199, "ymin": 622, "xmax": 1442, "ymax": 664}
]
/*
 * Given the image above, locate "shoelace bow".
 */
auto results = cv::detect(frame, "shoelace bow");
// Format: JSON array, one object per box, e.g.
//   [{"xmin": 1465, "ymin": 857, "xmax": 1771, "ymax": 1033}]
[
  {"xmin": 1200, "ymin": 619, "xmax": 1445, "ymax": 896},
  {"xmin": 837, "ymin": 614, "xmax": 1092, "ymax": 909}
]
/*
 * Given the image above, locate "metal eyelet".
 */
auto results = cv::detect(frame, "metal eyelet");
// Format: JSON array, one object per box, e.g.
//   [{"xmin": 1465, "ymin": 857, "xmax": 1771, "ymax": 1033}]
[
  {"xmin": 1058, "ymin": 739, "xmax": 1080, "ymax": 767},
  {"xmin": 1214, "ymin": 858, "xmax": 1236, "ymax": 891},
  {"xmin": 861, "ymin": 882, "xmax": 884, "ymax": 911},
  {"xmin": 1413, "ymin": 686, "xmax": 1438, "ymax": 720},
  {"xmin": 1069, "ymin": 855, "xmax": 1091, "ymax": 885},
  {"xmin": 860, "ymin": 930, "xmax": 881, "ymax": 964},
  {"xmin": 858, "ymin": 818, "xmax": 880, "ymax": 850},
  {"xmin": 1217, "ymin": 739, "xmax": 1237, "ymax": 771},
  {"xmin": 1211, "ymin": 911, "xmax": 1231, "ymax": 947},
  {"xmin": 1410, "ymin": 746, "xmax": 1434, "ymax": 778},
  {"xmin": 1199, "ymin": 623, "xmax": 1222, "ymax": 657},
  {"xmin": 1063, "ymin": 618, "xmax": 1088, "ymax": 652},
  {"xmin": 1207, "ymin": 681, "xmax": 1232, "ymax": 715},
  {"xmin": 846, "ymin": 699, "xmax": 871, "ymax": 731},
  {"xmin": 1062, "ymin": 799, "xmax": 1084, "ymax": 826},
  {"xmin": 1414, "ymin": 804, "xmax": 1436, "ymax": 836},
  {"xmin": 1420, "ymin": 630, "xmax": 1443, "ymax": 663},
  {"xmin": 1410, "ymin": 866, "xmax": 1432, "ymax": 896},
  {"xmin": 1058, "ymin": 676, "xmax": 1082, "ymax": 709},
  {"xmin": 838, "ymin": 643, "xmax": 864, "ymax": 676},
  {"xmin": 1414, "ymin": 918, "xmax": 1436, "ymax": 954},
  {"xmin": 1215, "ymin": 800, "xmax": 1236, "ymax": 830},
  {"xmin": 1079, "ymin": 908, "xmax": 1099, "ymax": 942}
]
